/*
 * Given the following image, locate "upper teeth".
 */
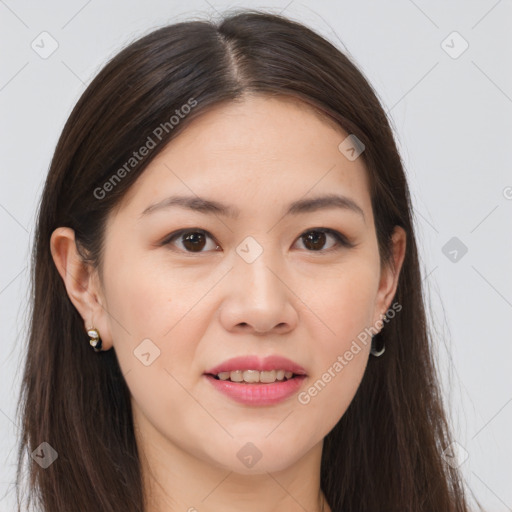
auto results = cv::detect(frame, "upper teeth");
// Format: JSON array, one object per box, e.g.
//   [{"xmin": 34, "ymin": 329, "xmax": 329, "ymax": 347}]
[{"xmin": 216, "ymin": 370, "xmax": 294, "ymax": 383}]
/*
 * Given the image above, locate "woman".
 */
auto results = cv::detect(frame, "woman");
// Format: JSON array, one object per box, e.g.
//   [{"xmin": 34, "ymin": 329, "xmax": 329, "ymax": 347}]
[{"xmin": 15, "ymin": 9, "xmax": 475, "ymax": 512}]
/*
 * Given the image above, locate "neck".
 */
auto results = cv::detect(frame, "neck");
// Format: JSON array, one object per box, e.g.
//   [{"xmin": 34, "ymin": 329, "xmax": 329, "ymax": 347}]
[{"xmin": 134, "ymin": 412, "xmax": 331, "ymax": 512}]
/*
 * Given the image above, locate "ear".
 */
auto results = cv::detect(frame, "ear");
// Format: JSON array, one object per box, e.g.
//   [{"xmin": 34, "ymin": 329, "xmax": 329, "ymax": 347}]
[
  {"xmin": 372, "ymin": 226, "xmax": 406, "ymax": 328},
  {"xmin": 50, "ymin": 227, "xmax": 113, "ymax": 350}
]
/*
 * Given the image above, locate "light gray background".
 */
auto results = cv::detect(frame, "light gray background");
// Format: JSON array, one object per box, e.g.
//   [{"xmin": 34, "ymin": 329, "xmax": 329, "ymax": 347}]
[{"xmin": 1, "ymin": 1, "xmax": 511, "ymax": 510}]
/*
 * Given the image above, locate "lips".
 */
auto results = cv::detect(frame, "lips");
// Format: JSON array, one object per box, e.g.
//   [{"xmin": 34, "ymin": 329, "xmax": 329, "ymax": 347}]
[
  {"xmin": 204, "ymin": 355, "xmax": 308, "ymax": 405},
  {"xmin": 205, "ymin": 355, "xmax": 307, "ymax": 376}
]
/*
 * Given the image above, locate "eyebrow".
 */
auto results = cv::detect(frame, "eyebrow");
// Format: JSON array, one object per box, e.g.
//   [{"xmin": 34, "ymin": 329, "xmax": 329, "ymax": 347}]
[{"xmin": 139, "ymin": 193, "xmax": 366, "ymax": 223}]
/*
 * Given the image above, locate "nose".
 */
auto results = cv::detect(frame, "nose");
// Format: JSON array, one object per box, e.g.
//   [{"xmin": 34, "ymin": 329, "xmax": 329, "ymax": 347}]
[{"xmin": 218, "ymin": 248, "xmax": 299, "ymax": 336}]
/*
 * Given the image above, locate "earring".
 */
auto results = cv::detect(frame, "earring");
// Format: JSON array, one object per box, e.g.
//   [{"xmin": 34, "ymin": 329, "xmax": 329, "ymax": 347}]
[
  {"xmin": 370, "ymin": 332, "xmax": 385, "ymax": 357},
  {"xmin": 87, "ymin": 327, "xmax": 103, "ymax": 352}
]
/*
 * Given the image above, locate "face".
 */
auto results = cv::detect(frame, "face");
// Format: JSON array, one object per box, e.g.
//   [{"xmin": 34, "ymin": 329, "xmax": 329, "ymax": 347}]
[{"xmin": 54, "ymin": 94, "xmax": 405, "ymax": 476}]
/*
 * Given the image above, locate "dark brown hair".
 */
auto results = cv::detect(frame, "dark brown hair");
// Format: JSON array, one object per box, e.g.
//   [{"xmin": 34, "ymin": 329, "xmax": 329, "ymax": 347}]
[{"xmin": 16, "ymin": 9, "xmax": 476, "ymax": 511}]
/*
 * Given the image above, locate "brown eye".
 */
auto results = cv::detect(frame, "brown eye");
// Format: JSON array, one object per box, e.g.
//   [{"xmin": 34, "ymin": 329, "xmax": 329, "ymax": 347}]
[
  {"xmin": 297, "ymin": 228, "xmax": 352, "ymax": 252},
  {"xmin": 181, "ymin": 231, "xmax": 206, "ymax": 252},
  {"xmin": 302, "ymin": 230, "xmax": 327, "ymax": 251},
  {"xmin": 162, "ymin": 229, "xmax": 220, "ymax": 253}
]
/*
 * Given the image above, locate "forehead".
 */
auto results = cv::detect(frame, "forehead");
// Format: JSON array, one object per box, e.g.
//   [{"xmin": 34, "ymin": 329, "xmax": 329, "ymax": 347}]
[{"xmin": 111, "ymin": 94, "xmax": 372, "ymax": 223}]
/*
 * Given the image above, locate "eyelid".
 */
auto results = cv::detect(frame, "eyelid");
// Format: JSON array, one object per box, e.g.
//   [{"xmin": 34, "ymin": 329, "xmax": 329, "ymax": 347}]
[{"xmin": 160, "ymin": 227, "xmax": 355, "ymax": 252}]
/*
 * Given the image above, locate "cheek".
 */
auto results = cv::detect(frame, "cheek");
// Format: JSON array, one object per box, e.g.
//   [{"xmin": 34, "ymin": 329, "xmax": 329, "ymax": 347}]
[
  {"xmin": 104, "ymin": 248, "xmax": 185, "ymax": 339},
  {"xmin": 313, "ymin": 258, "xmax": 379, "ymax": 345},
  {"xmin": 296, "ymin": 259, "xmax": 377, "ymax": 426},
  {"xmin": 103, "ymin": 250, "xmax": 209, "ymax": 388}
]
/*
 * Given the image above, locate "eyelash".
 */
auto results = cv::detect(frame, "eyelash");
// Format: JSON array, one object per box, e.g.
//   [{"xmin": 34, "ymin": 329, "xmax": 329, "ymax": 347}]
[{"xmin": 160, "ymin": 228, "xmax": 355, "ymax": 254}]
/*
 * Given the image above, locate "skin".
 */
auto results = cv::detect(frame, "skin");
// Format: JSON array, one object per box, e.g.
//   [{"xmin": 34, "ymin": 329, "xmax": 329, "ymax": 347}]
[{"xmin": 51, "ymin": 94, "xmax": 406, "ymax": 512}]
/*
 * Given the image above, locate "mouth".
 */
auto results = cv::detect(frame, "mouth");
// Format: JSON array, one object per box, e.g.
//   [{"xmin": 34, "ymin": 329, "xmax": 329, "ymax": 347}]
[{"xmin": 204, "ymin": 355, "xmax": 307, "ymax": 405}]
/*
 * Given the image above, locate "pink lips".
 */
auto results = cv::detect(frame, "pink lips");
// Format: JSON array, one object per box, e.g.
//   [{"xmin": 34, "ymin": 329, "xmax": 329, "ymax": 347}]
[{"xmin": 204, "ymin": 355, "xmax": 307, "ymax": 406}]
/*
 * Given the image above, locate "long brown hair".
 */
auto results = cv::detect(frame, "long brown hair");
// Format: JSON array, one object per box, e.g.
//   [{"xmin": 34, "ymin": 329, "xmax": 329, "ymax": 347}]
[{"xmin": 16, "ymin": 9, "xmax": 476, "ymax": 511}]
